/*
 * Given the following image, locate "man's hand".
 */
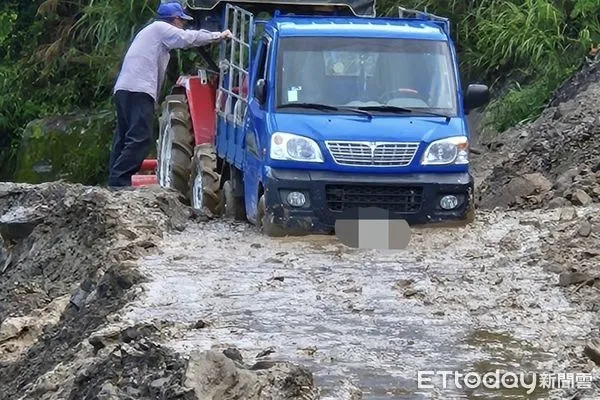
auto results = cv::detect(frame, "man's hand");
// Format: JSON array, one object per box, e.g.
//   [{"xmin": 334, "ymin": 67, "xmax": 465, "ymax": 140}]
[{"xmin": 220, "ymin": 29, "xmax": 233, "ymax": 40}]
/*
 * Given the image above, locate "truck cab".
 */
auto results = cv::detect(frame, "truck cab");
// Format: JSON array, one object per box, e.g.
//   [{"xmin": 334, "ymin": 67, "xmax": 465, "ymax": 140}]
[
  {"xmin": 153, "ymin": 1, "xmax": 489, "ymax": 236},
  {"xmin": 237, "ymin": 13, "xmax": 488, "ymax": 234}
]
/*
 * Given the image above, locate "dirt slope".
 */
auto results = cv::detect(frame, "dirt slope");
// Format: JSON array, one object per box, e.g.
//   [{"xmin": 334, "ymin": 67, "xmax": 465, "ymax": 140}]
[{"xmin": 477, "ymin": 53, "xmax": 600, "ymax": 211}]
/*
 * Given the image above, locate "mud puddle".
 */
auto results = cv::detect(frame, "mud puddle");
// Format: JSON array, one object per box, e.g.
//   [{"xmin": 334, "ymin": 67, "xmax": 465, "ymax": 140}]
[{"xmin": 122, "ymin": 209, "xmax": 596, "ymax": 399}]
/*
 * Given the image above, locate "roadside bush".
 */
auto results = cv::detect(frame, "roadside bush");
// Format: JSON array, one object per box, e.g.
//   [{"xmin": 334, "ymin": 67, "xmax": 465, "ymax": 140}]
[{"xmin": 379, "ymin": 0, "xmax": 600, "ymax": 136}]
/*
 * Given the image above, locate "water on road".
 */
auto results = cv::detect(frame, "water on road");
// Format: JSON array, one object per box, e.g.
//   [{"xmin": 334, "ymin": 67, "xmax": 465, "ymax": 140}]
[{"xmin": 123, "ymin": 208, "xmax": 596, "ymax": 399}]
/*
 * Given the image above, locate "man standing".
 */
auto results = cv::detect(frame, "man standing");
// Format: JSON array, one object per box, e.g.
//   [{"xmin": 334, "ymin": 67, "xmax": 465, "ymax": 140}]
[{"xmin": 108, "ymin": 2, "xmax": 231, "ymax": 187}]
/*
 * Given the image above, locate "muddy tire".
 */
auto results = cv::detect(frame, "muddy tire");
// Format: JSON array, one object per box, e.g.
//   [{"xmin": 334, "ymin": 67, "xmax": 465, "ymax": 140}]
[
  {"xmin": 222, "ymin": 180, "xmax": 247, "ymax": 220},
  {"xmin": 256, "ymin": 194, "xmax": 286, "ymax": 237},
  {"xmin": 189, "ymin": 143, "xmax": 222, "ymax": 216},
  {"xmin": 157, "ymin": 95, "xmax": 194, "ymax": 196}
]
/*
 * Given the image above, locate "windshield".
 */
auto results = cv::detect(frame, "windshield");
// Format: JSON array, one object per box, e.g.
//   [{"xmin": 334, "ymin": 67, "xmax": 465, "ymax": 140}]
[{"xmin": 275, "ymin": 37, "xmax": 458, "ymax": 115}]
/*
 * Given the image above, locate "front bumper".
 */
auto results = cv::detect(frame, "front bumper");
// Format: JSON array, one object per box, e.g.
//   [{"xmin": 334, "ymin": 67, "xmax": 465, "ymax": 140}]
[{"xmin": 262, "ymin": 168, "xmax": 474, "ymax": 234}]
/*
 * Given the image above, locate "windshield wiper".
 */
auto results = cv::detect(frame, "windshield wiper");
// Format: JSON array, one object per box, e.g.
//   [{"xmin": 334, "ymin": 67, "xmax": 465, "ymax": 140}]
[
  {"xmin": 278, "ymin": 103, "xmax": 372, "ymax": 119},
  {"xmin": 356, "ymin": 105, "xmax": 451, "ymax": 122}
]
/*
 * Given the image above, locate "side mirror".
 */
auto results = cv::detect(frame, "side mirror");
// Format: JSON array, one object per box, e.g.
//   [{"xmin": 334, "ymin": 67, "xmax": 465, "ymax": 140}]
[
  {"xmin": 464, "ymin": 84, "xmax": 490, "ymax": 114},
  {"xmin": 255, "ymin": 79, "xmax": 267, "ymax": 104}
]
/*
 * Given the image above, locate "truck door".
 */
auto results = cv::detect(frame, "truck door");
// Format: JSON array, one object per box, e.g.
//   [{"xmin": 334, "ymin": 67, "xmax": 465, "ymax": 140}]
[{"xmin": 243, "ymin": 35, "xmax": 271, "ymax": 223}]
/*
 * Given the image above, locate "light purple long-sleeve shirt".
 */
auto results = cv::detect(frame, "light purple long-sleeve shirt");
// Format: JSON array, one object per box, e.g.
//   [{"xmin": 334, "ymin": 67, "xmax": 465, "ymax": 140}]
[{"xmin": 113, "ymin": 20, "xmax": 221, "ymax": 101}]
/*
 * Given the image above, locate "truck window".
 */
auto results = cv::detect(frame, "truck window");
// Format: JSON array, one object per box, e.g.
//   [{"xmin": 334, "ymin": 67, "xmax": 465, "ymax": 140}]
[
  {"xmin": 275, "ymin": 37, "xmax": 458, "ymax": 114},
  {"xmin": 255, "ymin": 37, "xmax": 269, "ymax": 82}
]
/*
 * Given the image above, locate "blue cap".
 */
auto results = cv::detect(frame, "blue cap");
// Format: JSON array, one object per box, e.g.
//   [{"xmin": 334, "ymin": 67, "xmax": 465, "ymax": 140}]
[{"xmin": 157, "ymin": 2, "xmax": 194, "ymax": 20}]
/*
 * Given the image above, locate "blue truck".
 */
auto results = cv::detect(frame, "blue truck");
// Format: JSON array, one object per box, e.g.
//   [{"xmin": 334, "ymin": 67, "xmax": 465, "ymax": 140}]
[{"xmin": 144, "ymin": 0, "xmax": 490, "ymax": 236}]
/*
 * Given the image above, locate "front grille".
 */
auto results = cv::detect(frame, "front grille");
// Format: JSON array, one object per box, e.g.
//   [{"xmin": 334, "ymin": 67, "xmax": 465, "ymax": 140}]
[
  {"xmin": 325, "ymin": 141, "xmax": 419, "ymax": 166},
  {"xmin": 325, "ymin": 184, "xmax": 423, "ymax": 213}
]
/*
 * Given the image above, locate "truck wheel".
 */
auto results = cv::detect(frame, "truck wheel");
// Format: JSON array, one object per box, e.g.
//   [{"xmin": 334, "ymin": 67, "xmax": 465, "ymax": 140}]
[
  {"xmin": 222, "ymin": 180, "xmax": 247, "ymax": 220},
  {"xmin": 256, "ymin": 194, "xmax": 286, "ymax": 237},
  {"xmin": 189, "ymin": 143, "xmax": 222, "ymax": 216},
  {"xmin": 157, "ymin": 95, "xmax": 194, "ymax": 196}
]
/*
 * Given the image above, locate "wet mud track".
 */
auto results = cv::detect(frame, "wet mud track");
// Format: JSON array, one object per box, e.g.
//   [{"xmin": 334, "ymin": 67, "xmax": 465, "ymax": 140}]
[{"xmin": 123, "ymin": 209, "xmax": 597, "ymax": 399}]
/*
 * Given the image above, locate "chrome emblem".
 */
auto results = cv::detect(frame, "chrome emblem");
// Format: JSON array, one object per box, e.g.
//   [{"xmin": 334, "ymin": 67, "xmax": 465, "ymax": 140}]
[{"xmin": 368, "ymin": 142, "xmax": 377, "ymax": 163}]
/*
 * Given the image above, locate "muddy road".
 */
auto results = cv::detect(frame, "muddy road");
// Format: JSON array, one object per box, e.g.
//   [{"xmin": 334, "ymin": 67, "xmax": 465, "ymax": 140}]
[{"xmin": 120, "ymin": 205, "xmax": 599, "ymax": 399}]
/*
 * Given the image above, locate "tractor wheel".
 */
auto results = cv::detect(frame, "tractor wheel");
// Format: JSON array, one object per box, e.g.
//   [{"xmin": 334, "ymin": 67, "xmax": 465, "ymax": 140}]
[
  {"xmin": 256, "ymin": 193, "xmax": 286, "ymax": 237},
  {"xmin": 221, "ymin": 180, "xmax": 247, "ymax": 220},
  {"xmin": 157, "ymin": 95, "xmax": 194, "ymax": 196},
  {"xmin": 189, "ymin": 143, "xmax": 222, "ymax": 216}
]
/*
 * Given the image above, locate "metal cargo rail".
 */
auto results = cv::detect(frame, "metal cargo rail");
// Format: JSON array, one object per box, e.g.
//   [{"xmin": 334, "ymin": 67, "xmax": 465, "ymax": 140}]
[{"xmin": 185, "ymin": 0, "xmax": 376, "ymax": 16}]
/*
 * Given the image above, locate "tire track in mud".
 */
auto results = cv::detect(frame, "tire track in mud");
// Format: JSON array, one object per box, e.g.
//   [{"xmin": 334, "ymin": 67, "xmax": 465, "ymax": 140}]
[{"xmin": 122, "ymin": 209, "xmax": 597, "ymax": 399}]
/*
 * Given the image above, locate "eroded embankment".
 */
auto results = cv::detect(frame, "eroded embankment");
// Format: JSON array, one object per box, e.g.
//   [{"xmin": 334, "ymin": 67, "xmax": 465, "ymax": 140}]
[
  {"xmin": 0, "ymin": 182, "xmax": 320, "ymax": 400},
  {"xmin": 477, "ymin": 53, "xmax": 600, "ymax": 211}
]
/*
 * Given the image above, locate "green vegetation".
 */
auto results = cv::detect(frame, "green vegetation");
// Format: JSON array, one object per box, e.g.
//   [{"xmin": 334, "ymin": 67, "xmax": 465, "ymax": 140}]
[
  {"xmin": 379, "ymin": 0, "xmax": 600, "ymax": 136},
  {"xmin": 0, "ymin": 0, "xmax": 203, "ymax": 183},
  {"xmin": 1, "ymin": 0, "xmax": 599, "ymax": 182}
]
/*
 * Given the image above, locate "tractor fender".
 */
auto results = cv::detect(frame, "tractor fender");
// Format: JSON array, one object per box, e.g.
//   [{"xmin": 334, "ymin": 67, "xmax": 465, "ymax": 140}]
[{"xmin": 175, "ymin": 73, "xmax": 217, "ymax": 146}]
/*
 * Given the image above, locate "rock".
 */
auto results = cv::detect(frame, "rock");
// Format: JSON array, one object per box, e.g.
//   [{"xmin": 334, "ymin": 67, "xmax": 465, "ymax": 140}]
[
  {"xmin": 88, "ymin": 326, "xmax": 123, "ymax": 350},
  {"xmin": 570, "ymin": 189, "xmax": 593, "ymax": 206},
  {"xmin": 223, "ymin": 348, "xmax": 243, "ymax": 363},
  {"xmin": 519, "ymin": 218, "xmax": 541, "ymax": 228},
  {"xmin": 543, "ymin": 263, "xmax": 564, "ymax": 274},
  {"xmin": 183, "ymin": 350, "xmax": 319, "ymax": 399},
  {"xmin": 13, "ymin": 112, "xmax": 114, "ymax": 185},
  {"xmin": 562, "ymin": 167, "xmax": 581, "ymax": 180},
  {"xmin": 96, "ymin": 382, "xmax": 121, "ymax": 400},
  {"xmin": 547, "ymin": 197, "xmax": 570, "ymax": 209},
  {"xmin": 0, "ymin": 206, "xmax": 45, "ymax": 242},
  {"xmin": 582, "ymin": 249, "xmax": 600, "ymax": 258},
  {"xmin": 559, "ymin": 207, "xmax": 577, "ymax": 221},
  {"xmin": 578, "ymin": 176, "xmax": 596, "ymax": 187},
  {"xmin": 125, "ymin": 386, "xmax": 141, "ymax": 396},
  {"xmin": 256, "ymin": 346, "xmax": 276, "ymax": 358},
  {"xmin": 554, "ymin": 176, "xmax": 573, "ymax": 195},
  {"xmin": 0, "ymin": 316, "xmax": 33, "ymax": 342},
  {"xmin": 192, "ymin": 320, "xmax": 207, "ymax": 329},
  {"xmin": 298, "ymin": 345, "xmax": 317, "ymax": 356},
  {"xmin": 584, "ymin": 340, "xmax": 600, "ymax": 366},
  {"xmin": 69, "ymin": 278, "xmax": 95, "ymax": 310},
  {"xmin": 403, "ymin": 288, "xmax": 420, "ymax": 298},
  {"xmin": 523, "ymin": 173, "xmax": 553, "ymax": 192},
  {"xmin": 250, "ymin": 360, "xmax": 278, "ymax": 370},
  {"xmin": 121, "ymin": 327, "xmax": 141, "ymax": 343},
  {"xmin": 578, "ymin": 220, "xmax": 593, "ymax": 237},
  {"xmin": 481, "ymin": 173, "xmax": 553, "ymax": 208},
  {"xmin": 150, "ymin": 377, "xmax": 170, "ymax": 389},
  {"xmin": 393, "ymin": 279, "xmax": 413, "ymax": 289},
  {"xmin": 558, "ymin": 271, "xmax": 591, "ymax": 286}
]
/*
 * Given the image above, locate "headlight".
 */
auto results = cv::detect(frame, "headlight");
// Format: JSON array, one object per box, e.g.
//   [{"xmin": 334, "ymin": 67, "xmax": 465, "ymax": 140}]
[
  {"xmin": 270, "ymin": 132, "xmax": 324, "ymax": 162},
  {"xmin": 421, "ymin": 136, "xmax": 469, "ymax": 165}
]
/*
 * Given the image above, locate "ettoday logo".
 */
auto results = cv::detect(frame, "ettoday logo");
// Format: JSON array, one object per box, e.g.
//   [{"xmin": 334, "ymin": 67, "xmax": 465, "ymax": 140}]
[{"xmin": 417, "ymin": 370, "xmax": 593, "ymax": 394}]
